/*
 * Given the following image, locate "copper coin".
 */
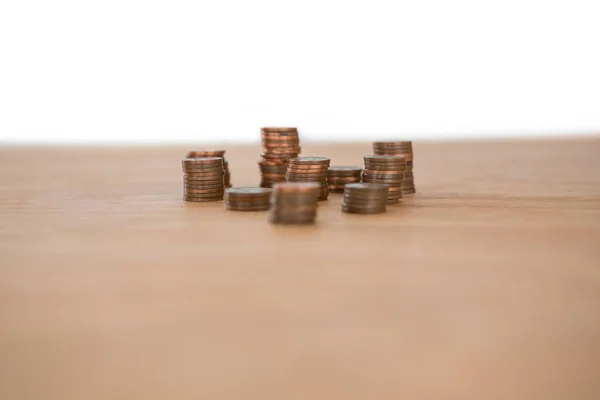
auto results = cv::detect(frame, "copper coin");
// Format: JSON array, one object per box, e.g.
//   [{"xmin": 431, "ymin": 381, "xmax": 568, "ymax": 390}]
[
  {"xmin": 285, "ymin": 171, "xmax": 327, "ymax": 177},
  {"xmin": 182, "ymin": 165, "xmax": 224, "ymax": 171},
  {"xmin": 363, "ymin": 165, "xmax": 405, "ymax": 171},
  {"xmin": 289, "ymin": 157, "xmax": 330, "ymax": 165},
  {"xmin": 226, "ymin": 187, "xmax": 272, "ymax": 197},
  {"xmin": 184, "ymin": 185, "xmax": 225, "ymax": 190},
  {"xmin": 184, "ymin": 192, "xmax": 224, "ymax": 198},
  {"xmin": 227, "ymin": 207, "xmax": 270, "ymax": 212},
  {"xmin": 262, "ymin": 139, "xmax": 301, "ymax": 147},
  {"xmin": 343, "ymin": 198, "xmax": 387, "ymax": 205},
  {"xmin": 260, "ymin": 168, "xmax": 288, "ymax": 174},
  {"xmin": 183, "ymin": 176, "xmax": 224, "ymax": 182},
  {"xmin": 182, "ymin": 157, "xmax": 223, "ymax": 164},
  {"xmin": 184, "ymin": 197, "xmax": 223, "ymax": 202},
  {"xmin": 260, "ymin": 173, "xmax": 287, "ymax": 179},
  {"xmin": 261, "ymin": 126, "xmax": 298, "ymax": 132},
  {"xmin": 272, "ymin": 181, "xmax": 320, "ymax": 192},
  {"xmin": 259, "ymin": 159, "xmax": 290, "ymax": 166},
  {"xmin": 373, "ymin": 141, "xmax": 412, "ymax": 147},
  {"xmin": 261, "ymin": 137, "xmax": 300, "ymax": 143},
  {"xmin": 262, "ymin": 145, "xmax": 302, "ymax": 152},
  {"xmin": 186, "ymin": 149, "xmax": 226, "ymax": 158},
  {"xmin": 363, "ymin": 161, "xmax": 405, "ymax": 167},
  {"xmin": 362, "ymin": 173, "xmax": 404, "ymax": 180},
  {"xmin": 328, "ymin": 184, "xmax": 350, "ymax": 190},
  {"xmin": 328, "ymin": 177, "xmax": 361, "ymax": 183},
  {"xmin": 182, "ymin": 170, "xmax": 224, "ymax": 176},
  {"xmin": 327, "ymin": 166, "xmax": 362, "ymax": 173},
  {"xmin": 362, "ymin": 177, "xmax": 404, "ymax": 184},
  {"xmin": 183, "ymin": 190, "xmax": 223, "ymax": 198},
  {"xmin": 185, "ymin": 189, "xmax": 225, "ymax": 196},
  {"xmin": 344, "ymin": 182, "xmax": 389, "ymax": 191},
  {"xmin": 184, "ymin": 180, "xmax": 224, "ymax": 186},
  {"xmin": 260, "ymin": 153, "xmax": 299, "ymax": 160},
  {"xmin": 362, "ymin": 169, "xmax": 405, "ymax": 175}
]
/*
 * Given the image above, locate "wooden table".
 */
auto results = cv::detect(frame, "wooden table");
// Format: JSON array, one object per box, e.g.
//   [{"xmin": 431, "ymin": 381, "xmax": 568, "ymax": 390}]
[{"xmin": 1, "ymin": 139, "xmax": 600, "ymax": 399}]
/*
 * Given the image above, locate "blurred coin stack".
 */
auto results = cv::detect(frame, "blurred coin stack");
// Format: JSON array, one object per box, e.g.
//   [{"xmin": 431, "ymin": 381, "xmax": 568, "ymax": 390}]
[
  {"xmin": 342, "ymin": 183, "xmax": 389, "ymax": 214},
  {"xmin": 187, "ymin": 149, "xmax": 232, "ymax": 188},
  {"xmin": 327, "ymin": 166, "xmax": 362, "ymax": 192},
  {"xmin": 182, "ymin": 157, "xmax": 225, "ymax": 202},
  {"xmin": 259, "ymin": 127, "xmax": 301, "ymax": 187},
  {"xmin": 225, "ymin": 187, "xmax": 272, "ymax": 211},
  {"xmin": 269, "ymin": 182, "xmax": 320, "ymax": 225},
  {"xmin": 286, "ymin": 157, "xmax": 330, "ymax": 201},
  {"xmin": 362, "ymin": 155, "xmax": 406, "ymax": 204},
  {"xmin": 372, "ymin": 141, "xmax": 415, "ymax": 194}
]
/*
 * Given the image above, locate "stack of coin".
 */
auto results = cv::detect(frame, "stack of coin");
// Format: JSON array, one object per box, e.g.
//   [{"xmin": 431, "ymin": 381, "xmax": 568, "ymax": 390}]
[
  {"xmin": 285, "ymin": 157, "xmax": 330, "ymax": 200},
  {"xmin": 269, "ymin": 182, "xmax": 320, "ymax": 225},
  {"xmin": 182, "ymin": 157, "xmax": 225, "ymax": 202},
  {"xmin": 186, "ymin": 149, "xmax": 232, "ymax": 187},
  {"xmin": 259, "ymin": 127, "xmax": 301, "ymax": 187},
  {"xmin": 342, "ymin": 183, "xmax": 389, "ymax": 214},
  {"xmin": 225, "ymin": 187, "xmax": 272, "ymax": 211},
  {"xmin": 327, "ymin": 166, "xmax": 362, "ymax": 192},
  {"xmin": 372, "ymin": 141, "xmax": 415, "ymax": 194},
  {"xmin": 258, "ymin": 163, "xmax": 288, "ymax": 188},
  {"xmin": 362, "ymin": 155, "xmax": 406, "ymax": 204}
]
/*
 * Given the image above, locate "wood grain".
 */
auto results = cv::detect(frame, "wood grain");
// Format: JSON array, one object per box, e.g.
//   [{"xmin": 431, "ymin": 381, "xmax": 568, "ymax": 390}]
[{"xmin": 1, "ymin": 138, "xmax": 600, "ymax": 399}]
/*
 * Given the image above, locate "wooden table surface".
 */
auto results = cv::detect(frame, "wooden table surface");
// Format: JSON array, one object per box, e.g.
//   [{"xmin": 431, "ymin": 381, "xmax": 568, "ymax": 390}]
[{"xmin": 1, "ymin": 138, "xmax": 600, "ymax": 399}]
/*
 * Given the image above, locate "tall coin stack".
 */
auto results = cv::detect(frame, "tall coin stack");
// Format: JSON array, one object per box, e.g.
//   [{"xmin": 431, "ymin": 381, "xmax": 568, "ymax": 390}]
[
  {"xmin": 372, "ymin": 141, "xmax": 415, "ymax": 194},
  {"xmin": 269, "ymin": 182, "xmax": 320, "ymax": 225},
  {"xmin": 225, "ymin": 187, "xmax": 272, "ymax": 211},
  {"xmin": 327, "ymin": 166, "xmax": 362, "ymax": 192},
  {"xmin": 342, "ymin": 183, "xmax": 389, "ymax": 214},
  {"xmin": 362, "ymin": 155, "xmax": 406, "ymax": 204},
  {"xmin": 259, "ymin": 127, "xmax": 301, "ymax": 187},
  {"xmin": 182, "ymin": 157, "xmax": 225, "ymax": 202},
  {"xmin": 187, "ymin": 149, "xmax": 232, "ymax": 188},
  {"xmin": 286, "ymin": 157, "xmax": 330, "ymax": 201}
]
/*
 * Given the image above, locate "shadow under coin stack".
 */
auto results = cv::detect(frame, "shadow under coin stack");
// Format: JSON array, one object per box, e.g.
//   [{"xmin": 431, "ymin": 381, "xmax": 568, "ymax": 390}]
[
  {"xmin": 286, "ymin": 157, "xmax": 330, "ymax": 201},
  {"xmin": 269, "ymin": 182, "xmax": 320, "ymax": 225},
  {"xmin": 182, "ymin": 157, "xmax": 225, "ymax": 202},
  {"xmin": 327, "ymin": 166, "xmax": 362, "ymax": 192},
  {"xmin": 225, "ymin": 187, "xmax": 272, "ymax": 211},
  {"xmin": 187, "ymin": 149, "xmax": 232, "ymax": 188},
  {"xmin": 259, "ymin": 127, "xmax": 301, "ymax": 188},
  {"xmin": 342, "ymin": 183, "xmax": 389, "ymax": 214},
  {"xmin": 362, "ymin": 155, "xmax": 406, "ymax": 204},
  {"xmin": 372, "ymin": 141, "xmax": 415, "ymax": 194}
]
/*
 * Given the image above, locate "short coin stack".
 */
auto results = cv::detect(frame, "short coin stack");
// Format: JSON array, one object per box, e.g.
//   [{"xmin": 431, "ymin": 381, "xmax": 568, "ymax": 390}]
[
  {"xmin": 362, "ymin": 155, "xmax": 406, "ymax": 204},
  {"xmin": 269, "ymin": 182, "xmax": 320, "ymax": 224},
  {"xmin": 342, "ymin": 183, "xmax": 389, "ymax": 214},
  {"xmin": 187, "ymin": 149, "xmax": 232, "ymax": 188},
  {"xmin": 225, "ymin": 187, "xmax": 272, "ymax": 211},
  {"xmin": 259, "ymin": 127, "xmax": 301, "ymax": 188},
  {"xmin": 286, "ymin": 157, "xmax": 330, "ymax": 200},
  {"xmin": 372, "ymin": 141, "xmax": 415, "ymax": 194},
  {"xmin": 327, "ymin": 166, "xmax": 362, "ymax": 192},
  {"xmin": 182, "ymin": 157, "xmax": 225, "ymax": 202}
]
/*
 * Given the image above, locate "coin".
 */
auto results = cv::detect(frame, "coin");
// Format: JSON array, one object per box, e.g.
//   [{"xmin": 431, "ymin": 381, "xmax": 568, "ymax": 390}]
[
  {"xmin": 182, "ymin": 157, "xmax": 223, "ymax": 164},
  {"xmin": 289, "ymin": 157, "xmax": 330, "ymax": 165},
  {"xmin": 285, "ymin": 173, "xmax": 328, "ymax": 180},
  {"xmin": 184, "ymin": 176, "xmax": 224, "ymax": 183},
  {"xmin": 328, "ymin": 166, "xmax": 362, "ymax": 173},
  {"xmin": 184, "ymin": 193, "xmax": 224, "ymax": 199},
  {"xmin": 186, "ymin": 149, "xmax": 226, "ymax": 158},
  {"xmin": 342, "ymin": 205, "xmax": 387, "ymax": 214},
  {"xmin": 261, "ymin": 127, "xmax": 298, "ymax": 133},
  {"xmin": 260, "ymin": 152, "xmax": 299, "ymax": 160}
]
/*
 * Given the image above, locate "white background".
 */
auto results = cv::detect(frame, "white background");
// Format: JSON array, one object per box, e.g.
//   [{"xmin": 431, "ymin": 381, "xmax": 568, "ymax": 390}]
[{"xmin": 1, "ymin": 0, "xmax": 599, "ymax": 144}]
